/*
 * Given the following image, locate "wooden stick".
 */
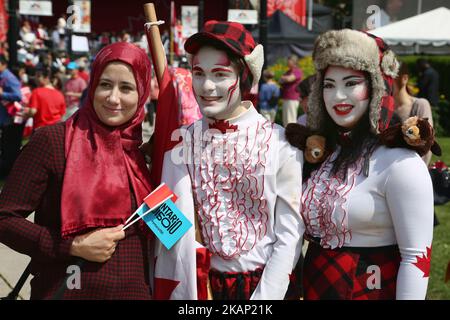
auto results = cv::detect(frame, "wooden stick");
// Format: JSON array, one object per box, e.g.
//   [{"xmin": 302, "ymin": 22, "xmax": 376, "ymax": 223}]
[{"xmin": 143, "ymin": 3, "xmax": 167, "ymax": 84}]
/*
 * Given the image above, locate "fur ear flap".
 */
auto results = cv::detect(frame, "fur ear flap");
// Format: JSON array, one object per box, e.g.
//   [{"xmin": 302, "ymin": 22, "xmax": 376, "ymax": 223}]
[
  {"xmin": 285, "ymin": 123, "xmax": 310, "ymax": 151},
  {"xmin": 381, "ymin": 50, "xmax": 399, "ymax": 78},
  {"xmin": 244, "ymin": 44, "xmax": 264, "ymax": 88}
]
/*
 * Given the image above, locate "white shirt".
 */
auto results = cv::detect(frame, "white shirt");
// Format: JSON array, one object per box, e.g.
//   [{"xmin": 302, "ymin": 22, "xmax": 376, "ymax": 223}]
[
  {"xmin": 302, "ymin": 145, "xmax": 434, "ymax": 299},
  {"xmin": 155, "ymin": 103, "xmax": 305, "ymax": 299}
]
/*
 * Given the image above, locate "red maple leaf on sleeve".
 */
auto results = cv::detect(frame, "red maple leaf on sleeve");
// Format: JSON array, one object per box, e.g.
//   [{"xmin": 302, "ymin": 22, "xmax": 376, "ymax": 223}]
[{"xmin": 413, "ymin": 246, "xmax": 432, "ymax": 278}]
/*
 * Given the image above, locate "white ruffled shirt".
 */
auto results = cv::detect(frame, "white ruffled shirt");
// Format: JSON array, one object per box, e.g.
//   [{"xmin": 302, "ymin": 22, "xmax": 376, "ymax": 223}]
[
  {"xmin": 155, "ymin": 102, "xmax": 304, "ymax": 300},
  {"xmin": 302, "ymin": 145, "xmax": 434, "ymax": 299}
]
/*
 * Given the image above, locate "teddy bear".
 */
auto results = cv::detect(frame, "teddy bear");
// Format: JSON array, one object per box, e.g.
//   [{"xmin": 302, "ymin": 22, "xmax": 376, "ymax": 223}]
[
  {"xmin": 380, "ymin": 116, "xmax": 441, "ymax": 157},
  {"xmin": 285, "ymin": 123, "xmax": 329, "ymax": 164},
  {"xmin": 305, "ymin": 135, "xmax": 327, "ymax": 163}
]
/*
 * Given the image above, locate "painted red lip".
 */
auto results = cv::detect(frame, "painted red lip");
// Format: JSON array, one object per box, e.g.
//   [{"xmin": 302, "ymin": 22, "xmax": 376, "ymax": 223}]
[{"xmin": 333, "ymin": 104, "xmax": 353, "ymax": 116}]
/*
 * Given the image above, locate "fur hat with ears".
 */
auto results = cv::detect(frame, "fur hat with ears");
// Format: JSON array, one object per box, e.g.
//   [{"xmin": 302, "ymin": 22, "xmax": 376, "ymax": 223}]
[
  {"xmin": 184, "ymin": 20, "xmax": 264, "ymax": 90},
  {"xmin": 308, "ymin": 29, "xmax": 400, "ymax": 135}
]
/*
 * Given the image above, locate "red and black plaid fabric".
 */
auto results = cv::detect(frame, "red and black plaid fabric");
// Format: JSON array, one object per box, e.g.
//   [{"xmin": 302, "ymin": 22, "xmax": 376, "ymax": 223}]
[
  {"xmin": 303, "ymin": 240, "xmax": 400, "ymax": 300},
  {"xmin": 184, "ymin": 20, "xmax": 256, "ymax": 93},
  {"xmin": 209, "ymin": 268, "xmax": 263, "ymax": 300},
  {"xmin": 185, "ymin": 20, "xmax": 256, "ymax": 58},
  {"xmin": 365, "ymin": 32, "xmax": 396, "ymax": 131},
  {"xmin": 0, "ymin": 123, "xmax": 152, "ymax": 299}
]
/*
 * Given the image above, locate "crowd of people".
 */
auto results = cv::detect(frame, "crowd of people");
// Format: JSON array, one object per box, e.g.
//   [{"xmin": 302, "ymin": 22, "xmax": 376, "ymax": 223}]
[
  {"xmin": 0, "ymin": 17, "xmax": 443, "ymax": 301},
  {"xmin": 0, "ymin": 17, "xmax": 159, "ymax": 180}
]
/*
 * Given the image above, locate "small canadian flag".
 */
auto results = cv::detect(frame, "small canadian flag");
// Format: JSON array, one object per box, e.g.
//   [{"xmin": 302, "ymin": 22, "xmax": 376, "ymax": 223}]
[
  {"xmin": 123, "ymin": 183, "xmax": 177, "ymax": 230},
  {"xmin": 143, "ymin": 183, "xmax": 178, "ymax": 208}
]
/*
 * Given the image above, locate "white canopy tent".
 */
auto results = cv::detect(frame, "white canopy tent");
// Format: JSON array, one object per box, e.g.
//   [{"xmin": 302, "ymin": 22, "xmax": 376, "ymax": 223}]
[{"xmin": 369, "ymin": 7, "xmax": 450, "ymax": 54}]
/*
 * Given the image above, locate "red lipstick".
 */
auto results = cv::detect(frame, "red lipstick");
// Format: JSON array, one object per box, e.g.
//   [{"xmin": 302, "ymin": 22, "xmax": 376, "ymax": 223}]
[{"xmin": 333, "ymin": 104, "xmax": 353, "ymax": 116}]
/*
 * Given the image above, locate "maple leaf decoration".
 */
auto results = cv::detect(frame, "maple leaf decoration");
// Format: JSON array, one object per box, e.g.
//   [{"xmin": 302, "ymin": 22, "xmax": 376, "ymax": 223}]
[
  {"xmin": 153, "ymin": 277, "xmax": 180, "ymax": 299},
  {"xmin": 413, "ymin": 246, "xmax": 432, "ymax": 278},
  {"xmin": 153, "ymin": 257, "xmax": 180, "ymax": 299},
  {"xmin": 208, "ymin": 120, "xmax": 238, "ymax": 134}
]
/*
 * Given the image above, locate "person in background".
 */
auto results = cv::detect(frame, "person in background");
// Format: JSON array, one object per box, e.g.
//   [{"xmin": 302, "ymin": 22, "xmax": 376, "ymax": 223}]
[
  {"xmin": 18, "ymin": 68, "xmax": 34, "ymax": 138},
  {"xmin": 27, "ymin": 69, "xmax": 66, "ymax": 130},
  {"xmin": 0, "ymin": 55, "xmax": 23, "ymax": 179},
  {"xmin": 63, "ymin": 61, "xmax": 87, "ymax": 120},
  {"xmin": 77, "ymin": 60, "xmax": 90, "ymax": 84},
  {"xmin": 258, "ymin": 69, "xmax": 280, "ymax": 122},
  {"xmin": 379, "ymin": 0, "xmax": 404, "ymax": 26},
  {"xmin": 280, "ymin": 54, "xmax": 302, "ymax": 126},
  {"xmin": 20, "ymin": 20, "xmax": 36, "ymax": 47},
  {"xmin": 146, "ymin": 71, "xmax": 159, "ymax": 126},
  {"xmin": 121, "ymin": 32, "xmax": 132, "ymax": 43},
  {"xmin": 393, "ymin": 62, "xmax": 434, "ymax": 165},
  {"xmin": 296, "ymin": 75, "xmax": 316, "ymax": 126},
  {"xmin": 393, "ymin": 62, "xmax": 440, "ymax": 227},
  {"xmin": 51, "ymin": 72, "xmax": 64, "ymax": 91},
  {"xmin": 417, "ymin": 58, "xmax": 440, "ymax": 107}
]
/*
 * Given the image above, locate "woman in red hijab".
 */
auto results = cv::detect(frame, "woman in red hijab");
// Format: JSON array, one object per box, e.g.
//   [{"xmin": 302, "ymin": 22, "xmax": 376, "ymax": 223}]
[{"xmin": 0, "ymin": 42, "xmax": 154, "ymax": 299}]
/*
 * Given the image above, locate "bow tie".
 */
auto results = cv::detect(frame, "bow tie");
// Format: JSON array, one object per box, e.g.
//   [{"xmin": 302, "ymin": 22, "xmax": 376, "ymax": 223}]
[{"xmin": 208, "ymin": 120, "xmax": 238, "ymax": 134}]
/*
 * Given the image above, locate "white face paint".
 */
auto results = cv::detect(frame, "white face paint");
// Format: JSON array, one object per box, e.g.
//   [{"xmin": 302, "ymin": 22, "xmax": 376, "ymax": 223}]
[
  {"xmin": 323, "ymin": 66, "xmax": 370, "ymax": 129},
  {"xmin": 191, "ymin": 46, "xmax": 242, "ymax": 120}
]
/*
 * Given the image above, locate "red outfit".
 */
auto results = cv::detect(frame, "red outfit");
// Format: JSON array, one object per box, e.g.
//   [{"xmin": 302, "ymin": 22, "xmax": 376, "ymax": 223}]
[
  {"xmin": 0, "ymin": 123, "xmax": 152, "ymax": 299},
  {"xmin": 64, "ymin": 76, "xmax": 87, "ymax": 108},
  {"xmin": 303, "ymin": 240, "xmax": 400, "ymax": 300},
  {"xmin": 281, "ymin": 67, "xmax": 302, "ymax": 100},
  {"xmin": 29, "ymin": 87, "xmax": 66, "ymax": 129},
  {"xmin": 62, "ymin": 42, "xmax": 152, "ymax": 238},
  {"xmin": 78, "ymin": 71, "xmax": 90, "ymax": 84},
  {"xmin": 0, "ymin": 42, "xmax": 154, "ymax": 299}
]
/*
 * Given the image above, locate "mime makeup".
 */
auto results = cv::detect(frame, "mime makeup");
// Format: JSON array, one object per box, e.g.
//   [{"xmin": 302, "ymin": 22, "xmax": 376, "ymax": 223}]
[
  {"xmin": 191, "ymin": 46, "xmax": 243, "ymax": 120},
  {"xmin": 323, "ymin": 65, "xmax": 370, "ymax": 129}
]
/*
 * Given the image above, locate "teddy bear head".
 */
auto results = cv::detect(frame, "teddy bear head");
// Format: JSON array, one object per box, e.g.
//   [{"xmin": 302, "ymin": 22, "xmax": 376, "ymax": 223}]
[
  {"xmin": 402, "ymin": 116, "xmax": 431, "ymax": 147},
  {"xmin": 305, "ymin": 135, "xmax": 327, "ymax": 164}
]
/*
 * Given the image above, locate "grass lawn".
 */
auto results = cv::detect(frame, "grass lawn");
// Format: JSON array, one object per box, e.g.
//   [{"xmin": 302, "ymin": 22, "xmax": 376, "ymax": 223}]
[{"xmin": 427, "ymin": 136, "xmax": 450, "ymax": 299}]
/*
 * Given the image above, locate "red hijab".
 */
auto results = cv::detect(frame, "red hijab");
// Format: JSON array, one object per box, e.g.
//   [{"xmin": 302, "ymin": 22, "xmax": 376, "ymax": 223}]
[{"xmin": 61, "ymin": 42, "xmax": 152, "ymax": 238}]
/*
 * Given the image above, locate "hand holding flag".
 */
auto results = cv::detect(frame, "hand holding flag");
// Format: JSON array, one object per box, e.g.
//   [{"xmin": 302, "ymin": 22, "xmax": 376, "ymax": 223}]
[{"xmin": 122, "ymin": 183, "xmax": 191, "ymax": 250}]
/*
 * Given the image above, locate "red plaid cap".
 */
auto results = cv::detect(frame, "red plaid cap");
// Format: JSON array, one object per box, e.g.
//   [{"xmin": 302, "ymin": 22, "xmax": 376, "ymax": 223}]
[{"xmin": 185, "ymin": 20, "xmax": 257, "ymax": 57}]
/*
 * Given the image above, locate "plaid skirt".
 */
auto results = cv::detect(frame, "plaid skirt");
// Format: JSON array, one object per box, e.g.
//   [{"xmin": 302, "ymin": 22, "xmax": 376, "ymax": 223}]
[
  {"xmin": 303, "ymin": 239, "xmax": 401, "ymax": 300},
  {"xmin": 209, "ymin": 268, "xmax": 263, "ymax": 300}
]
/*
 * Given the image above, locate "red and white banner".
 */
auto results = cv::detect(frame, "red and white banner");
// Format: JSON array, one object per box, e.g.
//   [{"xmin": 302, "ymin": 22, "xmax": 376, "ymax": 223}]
[
  {"xmin": 170, "ymin": 1, "xmax": 184, "ymax": 57},
  {"xmin": 0, "ymin": 0, "xmax": 8, "ymax": 42},
  {"xmin": 268, "ymin": 0, "xmax": 307, "ymax": 27}
]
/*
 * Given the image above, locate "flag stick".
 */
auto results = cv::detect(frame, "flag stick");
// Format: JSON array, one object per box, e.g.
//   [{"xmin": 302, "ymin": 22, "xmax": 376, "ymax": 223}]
[
  {"xmin": 122, "ymin": 194, "xmax": 173, "ymax": 231},
  {"xmin": 124, "ymin": 183, "xmax": 167, "ymax": 225},
  {"xmin": 143, "ymin": 3, "xmax": 167, "ymax": 84}
]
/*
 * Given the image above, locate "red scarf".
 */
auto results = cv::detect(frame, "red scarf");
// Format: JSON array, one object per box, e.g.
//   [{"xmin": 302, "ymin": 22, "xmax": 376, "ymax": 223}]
[{"xmin": 61, "ymin": 42, "xmax": 152, "ymax": 238}]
